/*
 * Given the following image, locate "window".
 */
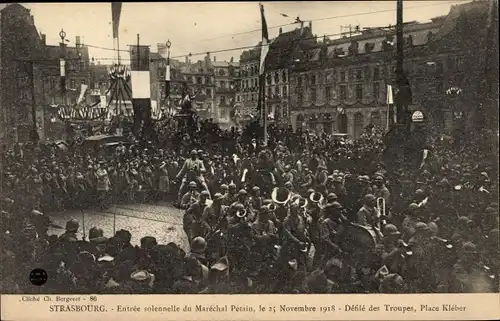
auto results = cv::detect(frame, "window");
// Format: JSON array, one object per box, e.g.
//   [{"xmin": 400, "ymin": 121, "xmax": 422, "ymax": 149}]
[
  {"xmin": 435, "ymin": 62, "xmax": 444, "ymax": 75},
  {"xmin": 220, "ymin": 95, "xmax": 226, "ymax": 104},
  {"xmin": 311, "ymin": 74, "xmax": 316, "ymax": 85},
  {"xmin": 447, "ymin": 56, "xmax": 455, "ymax": 70},
  {"xmin": 364, "ymin": 66, "xmax": 371, "ymax": 79},
  {"xmin": 220, "ymin": 81, "xmax": 226, "ymax": 88},
  {"xmin": 298, "ymin": 92, "xmax": 303, "ymax": 104},
  {"xmin": 325, "ymin": 86, "xmax": 332, "ymax": 101},
  {"xmin": 218, "ymin": 69, "xmax": 225, "ymax": 76},
  {"xmin": 356, "ymin": 69, "xmax": 362, "ymax": 80},
  {"xmin": 373, "ymin": 67, "xmax": 380, "ymax": 80},
  {"xmin": 283, "ymin": 86, "xmax": 288, "ymax": 97},
  {"xmin": 81, "ymin": 79, "xmax": 87, "ymax": 85},
  {"xmin": 219, "ymin": 108, "xmax": 224, "ymax": 119},
  {"xmin": 197, "ymin": 77, "xmax": 202, "ymax": 84},
  {"xmin": 274, "ymin": 72, "xmax": 280, "ymax": 84},
  {"xmin": 340, "ymin": 71, "xmax": 346, "ymax": 82},
  {"xmin": 266, "ymin": 74, "xmax": 272, "ymax": 85},
  {"xmin": 373, "ymin": 82, "xmax": 380, "ymax": 99},
  {"xmin": 205, "ymin": 76, "xmax": 211, "ymax": 85},
  {"xmin": 456, "ymin": 56, "xmax": 464, "ymax": 69},
  {"xmin": 70, "ymin": 79, "xmax": 76, "ymax": 89},
  {"xmin": 282, "ymin": 71, "xmax": 287, "ymax": 83},
  {"xmin": 267, "ymin": 87, "xmax": 272, "ymax": 98},
  {"xmin": 436, "ymin": 81, "xmax": 443, "ymax": 94},
  {"xmin": 356, "ymin": 84, "xmax": 363, "ymax": 100},
  {"xmin": 297, "ymin": 76, "xmax": 302, "ymax": 87},
  {"xmin": 340, "ymin": 85, "xmax": 347, "ymax": 101},
  {"xmin": 310, "ymin": 88, "xmax": 317, "ymax": 102}
]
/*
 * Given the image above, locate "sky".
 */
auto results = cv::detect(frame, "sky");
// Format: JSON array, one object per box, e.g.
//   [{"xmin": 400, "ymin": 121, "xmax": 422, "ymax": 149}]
[{"xmin": 25, "ymin": 1, "xmax": 470, "ymax": 64}]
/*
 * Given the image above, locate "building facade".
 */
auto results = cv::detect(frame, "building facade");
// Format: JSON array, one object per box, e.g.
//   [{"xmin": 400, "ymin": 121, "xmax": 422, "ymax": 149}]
[
  {"xmin": 289, "ymin": 19, "xmax": 443, "ymax": 138},
  {"xmin": 212, "ymin": 56, "xmax": 240, "ymax": 125},
  {"xmin": 0, "ymin": 3, "xmax": 45, "ymax": 144},
  {"xmin": 237, "ymin": 46, "xmax": 260, "ymax": 123}
]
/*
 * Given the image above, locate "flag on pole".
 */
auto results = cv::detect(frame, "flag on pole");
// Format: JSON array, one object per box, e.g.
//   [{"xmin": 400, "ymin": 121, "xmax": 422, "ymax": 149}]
[
  {"xmin": 257, "ymin": 2, "xmax": 269, "ymax": 123},
  {"xmin": 77, "ymin": 84, "xmax": 88, "ymax": 105},
  {"xmin": 111, "ymin": 3, "xmax": 122, "ymax": 39},
  {"xmin": 112, "ymin": 3, "xmax": 122, "ymax": 63},
  {"xmin": 60, "ymin": 58, "xmax": 66, "ymax": 94},
  {"xmin": 165, "ymin": 56, "xmax": 171, "ymax": 100},
  {"xmin": 259, "ymin": 3, "xmax": 269, "ymax": 76},
  {"xmin": 386, "ymin": 84, "xmax": 395, "ymax": 130}
]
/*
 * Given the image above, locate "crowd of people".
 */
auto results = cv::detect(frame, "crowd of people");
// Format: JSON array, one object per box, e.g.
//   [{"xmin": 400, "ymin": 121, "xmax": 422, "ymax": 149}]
[{"xmin": 0, "ymin": 119, "xmax": 498, "ymax": 294}]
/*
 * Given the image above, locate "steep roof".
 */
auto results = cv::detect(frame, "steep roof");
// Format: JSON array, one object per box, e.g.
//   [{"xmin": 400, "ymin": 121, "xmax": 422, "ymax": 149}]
[
  {"xmin": 265, "ymin": 26, "xmax": 316, "ymax": 70},
  {"xmin": 434, "ymin": 0, "xmax": 489, "ymax": 41}
]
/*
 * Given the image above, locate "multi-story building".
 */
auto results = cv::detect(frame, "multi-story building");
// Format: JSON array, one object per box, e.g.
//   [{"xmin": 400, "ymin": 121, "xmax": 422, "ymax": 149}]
[
  {"xmin": 289, "ymin": 18, "xmax": 443, "ymax": 139},
  {"xmin": 0, "ymin": 3, "xmax": 45, "ymax": 144},
  {"xmin": 237, "ymin": 46, "xmax": 260, "ymax": 125},
  {"xmin": 290, "ymin": 0, "xmax": 493, "ymax": 139},
  {"xmin": 176, "ymin": 54, "xmax": 215, "ymax": 120},
  {"xmin": 237, "ymin": 24, "xmax": 316, "ymax": 127},
  {"xmin": 212, "ymin": 55, "xmax": 240, "ymax": 125},
  {"xmin": 40, "ymin": 34, "xmax": 91, "ymax": 139}
]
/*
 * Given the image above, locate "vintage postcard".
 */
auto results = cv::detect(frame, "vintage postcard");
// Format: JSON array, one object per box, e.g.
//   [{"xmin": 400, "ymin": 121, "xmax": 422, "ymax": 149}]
[{"xmin": 0, "ymin": 1, "xmax": 499, "ymax": 320}]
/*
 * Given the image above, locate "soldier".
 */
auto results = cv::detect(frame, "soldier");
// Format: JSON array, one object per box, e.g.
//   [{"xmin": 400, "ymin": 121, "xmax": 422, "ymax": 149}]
[
  {"xmin": 180, "ymin": 181, "xmax": 200, "ymax": 210},
  {"xmin": 402, "ymin": 203, "xmax": 420, "ymax": 241},
  {"xmin": 356, "ymin": 194, "xmax": 381, "ymax": 228},
  {"xmin": 175, "ymin": 150, "xmax": 209, "ymax": 202},
  {"xmin": 315, "ymin": 202, "xmax": 343, "ymax": 269},
  {"xmin": 450, "ymin": 242, "xmax": 496, "ymax": 293},
  {"xmin": 183, "ymin": 191, "xmax": 211, "ymax": 242},
  {"xmin": 222, "ymin": 182, "xmax": 238, "ymax": 206},
  {"xmin": 380, "ymin": 224, "xmax": 407, "ymax": 275},
  {"xmin": 406, "ymin": 222, "xmax": 436, "ymax": 293},
  {"xmin": 249, "ymin": 186, "xmax": 263, "ymax": 216},
  {"xmin": 281, "ymin": 202, "xmax": 309, "ymax": 271},
  {"xmin": 372, "ymin": 174, "xmax": 391, "ymax": 204}
]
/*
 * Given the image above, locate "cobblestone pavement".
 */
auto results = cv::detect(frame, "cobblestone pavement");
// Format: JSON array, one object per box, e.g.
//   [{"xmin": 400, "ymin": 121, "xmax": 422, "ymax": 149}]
[{"xmin": 47, "ymin": 202, "xmax": 190, "ymax": 251}]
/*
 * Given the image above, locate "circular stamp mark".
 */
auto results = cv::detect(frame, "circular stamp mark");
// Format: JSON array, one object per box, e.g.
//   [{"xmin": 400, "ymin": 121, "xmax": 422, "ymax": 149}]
[{"xmin": 29, "ymin": 268, "xmax": 48, "ymax": 286}]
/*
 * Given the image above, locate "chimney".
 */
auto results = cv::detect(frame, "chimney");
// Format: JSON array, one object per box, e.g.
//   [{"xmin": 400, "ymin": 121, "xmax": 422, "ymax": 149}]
[
  {"xmin": 185, "ymin": 56, "xmax": 189, "ymax": 64},
  {"xmin": 230, "ymin": 57, "xmax": 234, "ymax": 63},
  {"xmin": 30, "ymin": 15, "xmax": 35, "ymax": 25},
  {"xmin": 76, "ymin": 36, "xmax": 81, "ymax": 48},
  {"xmin": 41, "ymin": 33, "xmax": 46, "ymax": 45},
  {"xmin": 279, "ymin": 27, "xmax": 283, "ymax": 35},
  {"xmin": 213, "ymin": 56, "xmax": 216, "ymax": 62},
  {"xmin": 309, "ymin": 21, "xmax": 312, "ymax": 31}
]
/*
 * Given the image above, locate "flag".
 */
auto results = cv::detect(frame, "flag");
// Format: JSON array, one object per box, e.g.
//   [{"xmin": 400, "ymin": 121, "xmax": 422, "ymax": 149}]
[
  {"xmin": 386, "ymin": 84, "xmax": 395, "ymax": 130},
  {"xmin": 60, "ymin": 58, "xmax": 66, "ymax": 94},
  {"xmin": 259, "ymin": 3, "xmax": 269, "ymax": 76},
  {"xmin": 165, "ymin": 57, "xmax": 171, "ymax": 100},
  {"xmin": 111, "ymin": 3, "xmax": 122, "ymax": 39},
  {"xmin": 77, "ymin": 84, "xmax": 88, "ymax": 105},
  {"xmin": 257, "ymin": 3, "xmax": 270, "ymax": 122}
]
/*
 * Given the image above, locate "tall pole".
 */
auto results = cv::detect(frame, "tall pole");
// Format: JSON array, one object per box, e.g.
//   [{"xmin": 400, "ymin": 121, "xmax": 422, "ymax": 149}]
[
  {"xmin": 396, "ymin": 0, "xmax": 404, "ymax": 78},
  {"xmin": 30, "ymin": 61, "xmax": 39, "ymax": 143},
  {"xmin": 263, "ymin": 80, "xmax": 268, "ymax": 146}
]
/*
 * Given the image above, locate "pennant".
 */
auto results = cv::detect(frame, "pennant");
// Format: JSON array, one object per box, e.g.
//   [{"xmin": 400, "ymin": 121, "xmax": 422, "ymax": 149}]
[
  {"xmin": 77, "ymin": 84, "xmax": 88, "ymax": 105},
  {"xmin": 259, "ymin": 3, "xmax": 270, "ymax": 76},
  {"xmin": 111, "ymin": 3, "xmax": 122, "ymax": 40},
  {"xmin": 60, "ymin": 58, "xmax": 66, "ymax": 93}
]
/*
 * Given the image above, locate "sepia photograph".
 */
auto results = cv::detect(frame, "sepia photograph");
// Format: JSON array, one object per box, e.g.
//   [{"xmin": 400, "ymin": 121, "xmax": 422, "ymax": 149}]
[{"xmin": 0, "ymin": 0, "xmax": 498, "ymax": 302}]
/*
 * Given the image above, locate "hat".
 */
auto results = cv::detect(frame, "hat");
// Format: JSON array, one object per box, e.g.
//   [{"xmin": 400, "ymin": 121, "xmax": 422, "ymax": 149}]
[
  {"xmin": 333, "ymin": 176, "xmax": 343, "ymax": 183},
  {"xmin": 76, "ymin": 251, "xmax": 96, "ymax": 265},
  {"xmin": 140, "ymin": 236, "xmax": 157, "ymax": 249},
  {"xmin": 326, "ymin": 193, "xmax": 338, "ymax": 202},
  {"xmin": 364, "ymin": 194, "xmax": 376, "ymax": 203},
  {"xmin": 211, "ymin": 256, "xmax": 229, "ymax": 272},
  {"xmin": 191, "ymin": 237, "xmax": 207, "ymax": 253},
  {"xmin": 229, "ymin": 182, "xmax": 236, "ymax": 188},
  {"xmin": 190, "ymin": 150, "xmax": 198, "ymax": 155},
  {"xmin": 287, "ymin": 259, "xmax": 298, "ymax": 271},
  {"xmin": 97, "ymin": 254, "xmax": 115, "ymax": 262},
  {"xmin": 415, "ymin": 222, "xmax": 431, "ymax": 233},
  {"xmin": 200, "ymin": 190, "xmax": 210, "ymax": 197},
  {"xmin": 130, "ymin": 270, "xmax": 154, "ymax": 284},
  {"xmin": 462, "ymin": 242, "xmax": 478, "ymax": 254},
  {"xmin": 115, "ymin": 229, "xmax": 132, "ymax": 243},
  {"xmin": 252, "ymin": 186, "xmax": 260, "ymax": 192},
  {"xmin": 307, "ymin": 188, "xmax": 315, "ymax": 194},
  {"xmin": 188, "ymin": 181, "xmax": 197, "ymax": 188},
  {"xmin": 89, "ymin": 227, "xmax": 107, "ymax": 243},
  {"xmin": 384, "ymin": 224, "xmax": 401, "ymax": 236},
  {"xmin": 213, "ymin": 193, "xmax": 223, "ymax": 200},
  {"xmin": 65, "ymin": 219, "xmax": 79, "ymax": 232},
  {"xmin": 238, "ymin": 189, "xmax": 248, "ymax": 196},
  {"xmin": 284, "ymin": 181, "xmax": 293, "ymax": 188},
  {"xmin": 220, "ymin": 184, "xmax": 228, "ymax": 190},
  {"xmin": 407, "ymin": 203, "xmax": 419, "ymax": 212},
  {"xmin": 358, "ymin": 175, "xmax": 370, "ymax": 182},
  {"xmin": 380, "ymin": 273, "xmax": 404, "ymax": 293}
]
